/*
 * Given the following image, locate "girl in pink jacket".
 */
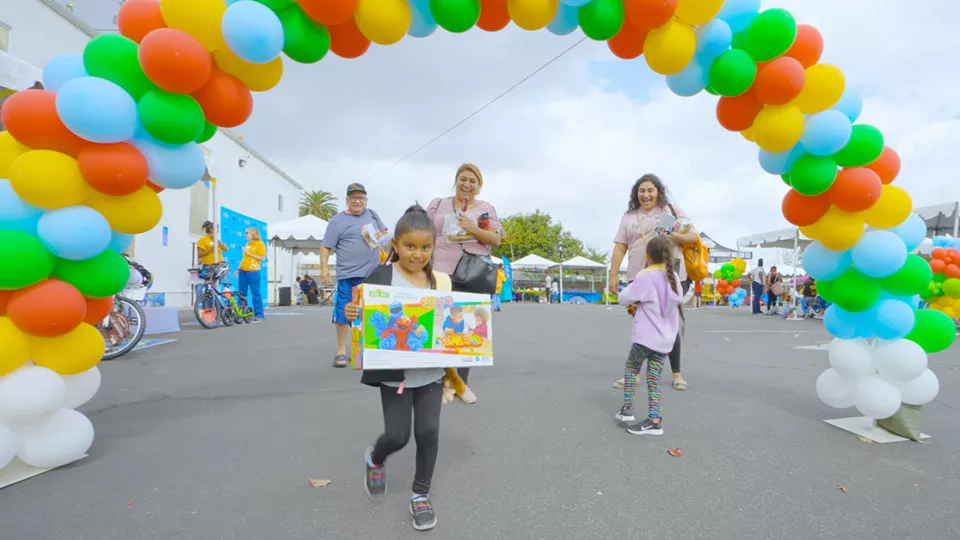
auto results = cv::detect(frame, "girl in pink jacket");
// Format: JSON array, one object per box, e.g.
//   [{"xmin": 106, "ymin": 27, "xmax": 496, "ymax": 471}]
[{"xmin": 614, "ymin": 236, "xmax": 684, "ymax": 436}]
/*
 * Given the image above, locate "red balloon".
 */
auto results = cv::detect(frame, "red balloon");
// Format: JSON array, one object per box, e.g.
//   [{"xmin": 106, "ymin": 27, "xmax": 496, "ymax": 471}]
[
  {"xmin": 625, "ymin": 0, "xmax": 678, "ymax": 29},
  {"xmin": 784, "ymin": 24, "xmax": 823, "ymax": 68},
  {"xmin": 0, "ymin": 90, "xmax": 86, "ymax": 156},
  {"xmin": 300, "ymin": 0, "xmax": 358, "ymax": 26},
  {"xmin": 139, "ymin": 28, "xmax": 212, "ymax": 94},
  {"xmin": 931, "ymin": 248, "xmax": 947, "ymax": 261},
  {"xmin": 0, "ymin": 291, "xmax": 11, "ymax": 316},
  {"xmin": 7, "ymin": 280, "xmax": 87, "ymax": 337},
  {"xmin": 117, "ymin": 0, "xmax": 167, "ymax": 43},
  {"xmin": 328, "ymin": 18, "xmax": 371, "ymax": 59},
  {"xmin": 78, "ymin": 143, "xmax": 149, "ymax": 196},
  {"xmin": 866, "ymin": 146, "xmax": 901, "ymax": 185},
  {"xmin": 948, "ymin": 249, "xmax": 960, "ymax": 261},
  {"xmin": 753, "ymin": 57, "xmax": 805, "ymax": 105},
  {"xmin": 608, "ymin": 20, "xmax": 650, "ymax": 60},
  {"xmin": 146, "ymin": 180, "xmax": 165, "ymax": 193},
  {"xmin": 83, "ymin": 296, "xmax": 115, "ymax": 325},
  {"xmin": 477, "ymin": 0, "xmax": 510, "ymax": 31},
  {"xmin": 929, "ymin": 259, "xmax": 946, "ymax": 274},
  {"xmin": 716, "ymin": 91, "xmax": 763, "ymax": 132},
  {"xmin": 782, "ymin": 189, "xmax": 831, "ymax": 227},
  {"xmin": 191, "ymin": 69, "xmax": 254, "ymax": 128},
  {"xmin": 945, "ymin": 264, "xmax": 960, "ymax": 280},
  {"xmin": 828, "ymin": 167, "xmax": 883, "ymax": 213}
]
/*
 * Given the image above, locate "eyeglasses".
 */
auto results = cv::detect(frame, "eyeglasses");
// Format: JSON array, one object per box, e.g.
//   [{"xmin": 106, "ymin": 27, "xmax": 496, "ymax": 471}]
[{"xmin": 348, "ymin": 195, "xmax": 367, "ymax": 202}]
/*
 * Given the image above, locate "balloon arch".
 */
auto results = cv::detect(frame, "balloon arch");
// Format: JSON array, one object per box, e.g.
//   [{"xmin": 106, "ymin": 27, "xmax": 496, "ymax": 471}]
[{"xmin": 0, "ymin": 0, "xmax": 956, "ymax": 470}]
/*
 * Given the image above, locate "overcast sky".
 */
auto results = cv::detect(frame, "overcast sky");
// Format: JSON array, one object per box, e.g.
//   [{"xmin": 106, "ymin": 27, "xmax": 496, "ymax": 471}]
[{"xmin": 68, "ymin": 0, "xmax": 960, "ymax": 262}]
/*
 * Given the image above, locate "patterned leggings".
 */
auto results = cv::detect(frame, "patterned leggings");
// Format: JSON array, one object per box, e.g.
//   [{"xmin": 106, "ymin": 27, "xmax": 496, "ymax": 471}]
[{"xmin": 623, "ymin": 343, "xmax": 666, "ymax": 420}]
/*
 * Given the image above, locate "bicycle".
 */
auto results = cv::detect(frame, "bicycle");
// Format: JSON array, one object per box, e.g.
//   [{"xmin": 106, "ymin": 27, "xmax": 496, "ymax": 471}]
[
  {"xmin": 190, "ymin": 263, "xmax": 255, "ymax": 329},
  {"xmin": 99, "ymin": 254, "xmax": 151, "ymax": 360}
]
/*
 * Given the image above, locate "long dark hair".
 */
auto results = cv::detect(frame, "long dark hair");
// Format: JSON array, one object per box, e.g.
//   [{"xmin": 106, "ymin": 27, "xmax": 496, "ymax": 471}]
[
  {"xmin": 646, "ymin": 236, "xmax": 685, "ymax": 334},
  {"xmin": 628, "ymin": 173, "xmax": 672, "ymax": 213},
  {"xmin": 388, "ymin": 203, "xmax": 437, "ymax": 289}
]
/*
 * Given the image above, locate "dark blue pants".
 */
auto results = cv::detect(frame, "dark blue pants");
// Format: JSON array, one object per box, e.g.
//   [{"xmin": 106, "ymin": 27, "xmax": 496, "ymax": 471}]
[
  {"xmin": 238, "ymin": 270, "xmax": 264, "ymax": 318},
  {"xmin": 751, "ymin": 282, "xmax": 763, "ymax": 314}
]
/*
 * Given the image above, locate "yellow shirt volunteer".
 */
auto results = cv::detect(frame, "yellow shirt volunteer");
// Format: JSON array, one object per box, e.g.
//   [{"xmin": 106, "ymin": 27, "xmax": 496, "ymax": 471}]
[
  {"xmin": 196, "ymin": 236, "xmax": 225, "ymax": 265},
  {"xmin": 496, "ymin": 268, "xmax": 506, "ymax": 294},
  {"xmin": 240, "ymin": 240, "xmax": 266, "ymax": 271}
]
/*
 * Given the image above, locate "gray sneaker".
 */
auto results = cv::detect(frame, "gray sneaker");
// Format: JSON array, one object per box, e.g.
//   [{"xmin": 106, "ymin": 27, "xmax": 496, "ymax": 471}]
[
  {"xmin": 364, "ymin": 446, "xmax": 386, "ymax": 501},
  {"xmin": 615, "ymin": 406, "xmax": 635, "ymax": 424},
  {"xmin": 410, "ymin": 495, "xmax": 437, "ymax": 531},
  {"xmin": 627, "ymin": 418, "xmax": 664, "ymax": 436}
]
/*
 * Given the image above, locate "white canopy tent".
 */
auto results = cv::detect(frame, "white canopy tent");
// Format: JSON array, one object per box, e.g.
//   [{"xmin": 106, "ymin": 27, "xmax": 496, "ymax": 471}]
[
  {"xmin": 549, "ymin": 256, "xmax": 607, "ymax": 301},
  {"xmin": 266, "ymin": 215, "xmax": 330, "ymax": 303},
  {"xmin": 737, "ymin": 227, "xmax": 810, "ymax": 320},
  {"xmin": 512, "ymin": 254, "xmax": 557, "ymax": 270},
  {"xmin": 916, "ymin": 202, "xmax": 959, "ymax": 238}
]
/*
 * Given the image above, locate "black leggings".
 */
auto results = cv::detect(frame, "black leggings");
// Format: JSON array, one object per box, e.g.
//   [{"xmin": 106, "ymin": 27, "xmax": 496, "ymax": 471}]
[
  {"xmin": 668, "ymin": 280, "xmax": 691, "ymax": 375},
  {"xmin": 371, "ymin": 382, "xmax": 442, "ymax": 495}
]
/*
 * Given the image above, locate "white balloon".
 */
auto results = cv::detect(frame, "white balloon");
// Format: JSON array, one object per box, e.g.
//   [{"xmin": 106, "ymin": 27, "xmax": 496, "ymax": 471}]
[
  {"xmin": 898, "ymin": 369, "xmax": 940, "ymax": 406},
  {"xmin": 873, "ymin": 339, "xmax": 927, "ymax": 383},
  {"xmin": 0, "ymin": 366, "xmax": 67, "ymax": 425},
  {"xmin": 816, "ymin": 369, "xmax": 856, "ymax": 409},
  {"xmin": 0, "ymin": 423, "xmax": 19, "ymax": 469},
  {"xmin": 17, "ymin": 409, "xmax": 94, "ymax": 468},
  {"xmin": 61, "ymin": 366, "xmax": 102, "ymax": 410},
  {"xmin": 828, "ymin": 338, "xmax": 873, "ymax": 380},
  {"xmin": 854, "ymin": 375, "xmax": 902, "ymax": 419}
]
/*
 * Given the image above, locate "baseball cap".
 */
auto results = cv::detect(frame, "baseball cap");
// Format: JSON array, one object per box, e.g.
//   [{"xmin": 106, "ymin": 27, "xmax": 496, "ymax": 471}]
[{"xmin": 346, "ymin": 183, "xmax": 367, "ymax": 195}]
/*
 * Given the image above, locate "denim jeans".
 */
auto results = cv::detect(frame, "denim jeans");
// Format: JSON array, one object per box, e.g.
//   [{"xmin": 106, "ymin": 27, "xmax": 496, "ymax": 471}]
[{"xmin": 238, "ymin": 270, "xmax": 264, "ymax": 318}]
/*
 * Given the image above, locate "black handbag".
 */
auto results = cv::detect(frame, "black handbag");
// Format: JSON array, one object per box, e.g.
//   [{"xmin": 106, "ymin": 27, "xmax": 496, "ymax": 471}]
[{"xmin": 448, "ymin": 199, "xmax": 498, "ymax": 294}]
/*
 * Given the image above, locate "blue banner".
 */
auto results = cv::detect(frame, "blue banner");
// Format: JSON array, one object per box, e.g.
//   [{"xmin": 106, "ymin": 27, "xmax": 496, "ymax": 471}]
[
  {"xmin": 220, "ymin": 206, "xmax": 268, "ymax": 297},
  {"xmin": 500, "ymin": 256, "xmax": 513, "ymax": 303}
]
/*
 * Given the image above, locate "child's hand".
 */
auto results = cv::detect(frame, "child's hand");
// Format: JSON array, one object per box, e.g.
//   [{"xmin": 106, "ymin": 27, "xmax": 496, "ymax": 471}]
[
  {"xmin": 626, "ymin": 303, "xmax": 638, "ymax": 316},
  {"xmin": 344, "ymin": 302, "xmax": 359, "ymax": 320}
]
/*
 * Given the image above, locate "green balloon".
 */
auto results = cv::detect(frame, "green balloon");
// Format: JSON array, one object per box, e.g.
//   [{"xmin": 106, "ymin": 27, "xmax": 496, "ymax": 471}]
[
  {"xmin": 881, "ymin": 255, "xmax": 933, "ymax": 297},
  {"xmin": 579, "ymin": 0, "xmax": 624, "ymax": 41},
  {"xmin": 83, "ymin": 34, "xmax": 154, "ymax": 100},
  {"xmin": 54, "ymin": 250, "xmax": 130, "ymax": 299},
  {"xmin": 943, "ymin": 278, "xmax": 960, "ymax": 297},
  {"xmin": 709, "ymin": 49, "xmax": 757, "ymax": 97},
  {"xmin": 278, "ymin": 4, "xmax": 331, "ymax": 64},
  {"xmin": 833, "ymin": 124, "xmax": 884, "ymax": 167},
  {"xmin": 252, "ymin": 0, "xmax": 294, "ymax": 10},
  {"xmin": 731, "ymin": 29, "xmax": 748, "ymax": 50},
  {"xmin": 823, "ymin": 269, "xmax": 880, "ymax": 312},
  {"xmin": 933, "ymin": 273, "xmax": 946, "ymax": 284},
  {"xmin": 744, "ymin": 8, "xmax": 797, "ymax": 62},
  {"xmin": 430, "ymin": 0, "xmax": 480, "ymax": 33},
  {"xmin": 907, "ymin": 309, "xmax": 957, "ymax": 353},
  {"xmin": 788, "ymin": 154, "xmax": 837, "ymax": 196},
  {"xmin": 196, "ymin": 122, "xmax": 217, "ymax": 144},
  {"xmin": 0, "ymin": 231, "xmax": 56, "ymax": 290},
  {"xmin": 138, "ymin": 89, "xmax": 205, "ymax": 145},
  {"xmin": 780, "ymin": 173, "xmax": 792, "ymax": 186},
  {"xmin": 705, "ymin": 84, "xmax": 719, "ymax": 96}
]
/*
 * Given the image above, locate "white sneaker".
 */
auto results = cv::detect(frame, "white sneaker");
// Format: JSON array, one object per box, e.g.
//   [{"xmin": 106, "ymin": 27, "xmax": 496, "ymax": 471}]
[
  {"xmin": 612, "ymin": 378, "xmax": 625, "ymax": 389},
  {"xmin": 458, "ymin": 386, "xmax": 477, "ymax": 404},
  {"xmin": 615, "ymin": 406, "xmax": 635, "ymax": 423}
]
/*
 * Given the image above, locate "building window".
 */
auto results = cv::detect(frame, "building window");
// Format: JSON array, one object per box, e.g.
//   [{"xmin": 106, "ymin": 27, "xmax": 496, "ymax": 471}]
[
  {"xmin": 0, "ymin": 22, "xmax": 10, "ymax": 53},
  {"xmin": 189, "ymin": 181, "xmax": 210, "ymax": 236},
  {"xmin": 278, "ymin": 193, "xmax": 284, "ymax": 212}
]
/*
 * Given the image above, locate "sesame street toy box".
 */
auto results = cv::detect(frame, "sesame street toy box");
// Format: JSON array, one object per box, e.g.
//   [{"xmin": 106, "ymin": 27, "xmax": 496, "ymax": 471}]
[{"xmin": 350, "ymin": 285, "xmax": 494, "ymax": 370}]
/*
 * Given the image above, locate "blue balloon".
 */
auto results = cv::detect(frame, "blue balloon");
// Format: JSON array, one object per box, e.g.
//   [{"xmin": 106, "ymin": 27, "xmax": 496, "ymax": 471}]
[
  {"xmin": 832, "ymin": 87, "xmax": 863, "ymax": 122},
  {"xmin": 868, "ymin": 298, "xmax": 916, "ymax": 340},
  {"xmin": 759, "ymin": 144, "xmax": 804, "ymax": 175},
  {"xmin": 37, "ymin": 206, "xmax": 111, "ymax": 260},
  {"xmin": 716, "ymin": 0, "xmax": 761, "ymax": 33},
  {"xmin": 695, "ymin": 19, "xmax": 732, "ymax": 63},
  {"xmin": 559, "ymin": 0, "xmax": 592, "ymax": 6},
  {"xmin": 107, "ymin": 231, "xmax": 134, "ymax": 252},
  {"xmin": 42, "ymin": 53, "xmax": 87, "ymax": 93},
  {"xmin": 890, "ymin": 213, "xmax": 926, "ymax": 252},
  {"xmin": 547, "ymin": 3, "xmax": 579, "ymax": 35},
  {"xmin": 56, "ymin": 77, "xmax": 137, "ymax": 144},
  {"xmin": 666, "ymin": 58, "xmax": 707, "ymax": 97},
  {"xmin": 408, "ymin": 0, "xmax": 437, "ymax": 37},
  {"xmin": 802, "ymin": 241, "xmax": 852, "ymax": 281},
  {"xmin": 851, "ymin": 230, "xmax": 907, "ymax": 278},
  {"xmin": 131, "ymin": 135, "xmax": 206, "ymax": 190},
  {"xmin": 0, "ymin": 179, "xmax": 42, "ymax": 222},
  {"xmin": 824, "ymin": 305, "xmax": 860, "ymax": 339},
  {"xmin": 800, "ymin": 110, "xmax": 852, "ymax": 156},
  {"xmin": 222, "ymin": 1, "xmax": 284, "ymax": 64}
]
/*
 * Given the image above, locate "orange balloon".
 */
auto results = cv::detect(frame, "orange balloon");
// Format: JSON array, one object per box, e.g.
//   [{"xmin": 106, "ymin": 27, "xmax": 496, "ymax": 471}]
[
  {"xmin": 78, "ymin": 143, "xmax": 149, "ymax": 196},
  {"xmin": 625, "ymin": 0, "xmax": 677, "ymax": 29},
  {"xmin": 866, "ymin": 146, "xmax": 901, "ymax": 185},
  {"xmin": 117, "ymin": 0, "xmax": 167, "ymax": 43},
  {"xmin": 146, "ymin": 180, "xmax": 165, "ymax": 193},
  {"xmin": 784, "ymin": 24, "xmax": 823, "ymax": 68},
  {"xmin": 929, "ymin": 259, "xmax": 946, "ymax": 274},
  {"xmin": 0, "ymin": 291, "xmax": 10, "ymax": 316},
  {"xmin": 731, "ymin": 279, "xmax": 742, "ymax": 288},
  {"xmin": 946, "ymin": 265, "xmax": 960, "ymax": 280},
  {"xmin": 0, "ymin": 90, "xmax": 86, "ymax": 156},
  {"xmin": 83, "ymin": 296, "xmax": 114, "ymax": 325},
  {"xmin": 477, "ymin": 0, "xmax": 511, "ymax": 31},
  {"xmin": 828, "ymin": 167, "xmax": 882, "ymax": 213},
  {"xmin": 139, "ymin": 28, "xmax": 212, "ymax": 94},
  {"xmin": 301, "ymin": 0, "xmax": 359, "ymax": 26},
  {"xmin": 191, "ymin": 69, "xmax": 254, "ymax": 128},
  {"xmin": 716, "ymin": 90, "xmax": 762, "ymax": 132},
  {"xmin": 608, "ymin": 20, "xmax": 650, "ymax": 60},
  {"xmin": 932, "ymin": 248, "xmax": 947, "ymax": 261},
  {"xmin": 753, "ymin": 57, "xmax": 805, "ymax": 105},
  {"xmin": 7, "ymin": 280, "xmax": 87, "ymax": 338},
  {"xmin": 329, "ymin": 18, "xmax": 371, "ymax": 59},
  {"xmin": 782, "ymin": 189, "xmax": 831, "ymax": 227}
]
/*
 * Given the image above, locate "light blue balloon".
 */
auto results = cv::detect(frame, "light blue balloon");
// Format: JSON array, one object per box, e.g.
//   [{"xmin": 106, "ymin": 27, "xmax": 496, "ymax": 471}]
[
  {"xmin": 222, "ymin": 1, "xmax": 284, "ymax": 64},
  {"xmin": 56, "ymin": 77, "xmax": 137, "ymax": 144},
  {"xmin": 559, "ymin": 0, "xmax": 592, "ymax": 6},
  {"xmin": 868, "ymin": 298, "xmax": 915, "ymax": 340},
  {"xmin": 824, "ymin": 305, "xmax": 860, "ymax": 340},
  {"xmin": 802, "ymin": 241, "xmax": 852, "ymax": 281},
  {"xmin": 131, "ymin": 136, "xmax": 206, "ymax": 190},
  {"xmin": 547, "ymin": 3, "xmax": 579, "ymax": 35},
  {"xmin": 107, "ymin": 231, "xmax": 134, "ymax": 252},
  {"xmin": 800, "ymin": 110, "xmax": 852, "ymax": 157},
  {"xmin": 408, "ymin": 0, "xmax": 437, "ymax": 38},
  {"xmin": 37, "ymin": 206, "xmax": 111, "ymax": 260},
  {"xmin": 851, "ymin": 230, "xmax": 907, "ymax": 278},
  {"xmin": 832, "ymin": 87, "xmax": 863, "ymax": 122},
  {"xmin": 759, "ymin": 144, "xmax": 804, "ymax": 175},
  {"xmin": 42, "ymin": 53, "xmax": 87, "ymax": 93},
  {"xmin": 0, "ymin": 179, "xmax": 42, "ymax": 222},
  {"xmin": 695, "ymin": 19, "xmax": 732, "ymax": 64},
  {"xmin": 666, "ymin": 58, "xmax": 707, "ymax": 97},
  {"xmin": 716, "ymin": 0, "xmax": 761, "ymax": 33},
  {"xmin": 890, "ymin": 213, "xmax": 926, "ymax": 252}
]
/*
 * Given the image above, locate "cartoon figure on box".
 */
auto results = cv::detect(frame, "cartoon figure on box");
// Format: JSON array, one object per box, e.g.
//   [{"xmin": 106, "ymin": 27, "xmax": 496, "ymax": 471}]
[{"xmin": 370, "ymin": 305, "xmax": 429, "ymax": 352}]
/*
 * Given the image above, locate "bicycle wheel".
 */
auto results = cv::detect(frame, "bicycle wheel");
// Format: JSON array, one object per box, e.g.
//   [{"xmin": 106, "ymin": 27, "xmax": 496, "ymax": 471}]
[
  {"xmin": 235, "ymin": 295, "xmax": 254, "ymax": 323},
  {"xmin": 102, "ymin": 296, "xmax": 147, "ymax": 360},
  {"xmin": 194, "ymin": 292, "xmax": 221, "ymax": 329}
]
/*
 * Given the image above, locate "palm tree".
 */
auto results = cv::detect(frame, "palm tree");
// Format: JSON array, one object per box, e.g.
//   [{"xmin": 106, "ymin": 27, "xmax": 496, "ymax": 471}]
[{"xmin": 299, "ymin": 190, "xmax": 339, "ymax": 221}]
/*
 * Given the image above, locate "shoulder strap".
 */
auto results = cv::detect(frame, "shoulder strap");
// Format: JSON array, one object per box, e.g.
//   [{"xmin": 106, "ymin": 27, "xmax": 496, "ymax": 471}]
[
  {"xmin": 667, "ymin": 203, "xmax": 677, "ymax": 217},
  {"xmin": 364, "ymin": 264, "xmax": 393, "ymax": 286},
  {"xmin": 433, "ymin": 271, "xmax": 452, "ymax": 291}
]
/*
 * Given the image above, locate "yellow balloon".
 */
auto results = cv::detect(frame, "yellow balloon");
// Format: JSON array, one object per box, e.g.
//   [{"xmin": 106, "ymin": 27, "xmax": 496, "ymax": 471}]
[
  {"xmin": 792, "ymin": 64, "xmax": 844, "ymax": 114},
  {"xmin": 674, "ymin": 0, "xmax": 724, "ymax": 25},
  {"xmin": 0, "ymin": 317, "xmax": 30, "ymax": 377},
  {"xmin": 0, "ymin": 131, "xmax": 27, "ymax": 178},
  {"xmin": 508, "ymin": 0, "xmax": 558, "ymax": 31},
  {"xmin": 8, "ymin": 150, "xmax": 92, "ymax": 209},
  {"xmin": 741, "ymin": 127, "xmax": 755, "ymax": 142},
  {"xmin": 752, "ymin": 104, "xmax": 804, "ymax": 153},
  {"xmin": 943, "ymin": 307, "xmax": 956, "ymax": 319},
  {"xmin": 356, "ymin": 0, "xmax": 411, "ymax": 45},
  {"xmin": 85, "ymin": 186, "xmax": 162, "ymax": 235},
  {"xmin": 644, "ymin": 18, "xmax": 696, "ymax": 75},
  {"xmin": 160, "ymin": 0, "xmax": 226, "ymax": 52},
  {"xmin": 29, "ymin": 323, "xmax": 104, "ymax": 375},
  {"xmin": 939, "ymin": 296, "xmax": 954, "ymax": 307},
  {"xmin": 859, "ymin": 184, "xmax": 912, "ymax": 229},
  {"xmin": 816, "ymin": 208, "xmax": 865, "ymax": 251},
  {"xmin": 214, "ymin": 48, "xmax": 284, "ymax": 92}
]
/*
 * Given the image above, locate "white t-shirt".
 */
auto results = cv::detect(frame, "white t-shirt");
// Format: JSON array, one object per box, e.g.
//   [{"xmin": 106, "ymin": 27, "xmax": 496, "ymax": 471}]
[{"xmin": 749, "ymin": 267, "xmax": 765, "ymax": 283}]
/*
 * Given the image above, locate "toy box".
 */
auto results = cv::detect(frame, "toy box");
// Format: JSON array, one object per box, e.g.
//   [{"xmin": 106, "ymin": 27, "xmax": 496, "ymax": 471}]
[{"xmin": 350, "ymin": 285, "xmax": 494, "ymax": 370}]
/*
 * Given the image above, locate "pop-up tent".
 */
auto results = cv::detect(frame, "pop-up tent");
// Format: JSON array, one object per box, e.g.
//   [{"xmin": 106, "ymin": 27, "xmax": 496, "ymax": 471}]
[
  {"xmin": 267, "ymin": 215, "xmax": 330, "ymax": 302},
  {"xmin": 511, "ymin": 254, "xmax": 557, "ymax": 270},
  {"xmin": 550, "ymin": 255, "xmax": 607, "ymax": 302}
]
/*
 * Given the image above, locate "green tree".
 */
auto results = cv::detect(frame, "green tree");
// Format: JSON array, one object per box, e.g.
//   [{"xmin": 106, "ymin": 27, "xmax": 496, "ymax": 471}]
[
  {"xmin": 299, "ymin": 190, "xmax": 338, "ymax": 221},
  {"xmin": 493, "ymin": 210, "xmax": 607, "ymax": 264}
]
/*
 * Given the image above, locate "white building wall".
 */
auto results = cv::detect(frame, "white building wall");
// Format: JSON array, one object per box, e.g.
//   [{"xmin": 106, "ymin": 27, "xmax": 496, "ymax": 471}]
[{"xmin": 1, "ymin": 0, "xmax": 303, "ymax": 308}]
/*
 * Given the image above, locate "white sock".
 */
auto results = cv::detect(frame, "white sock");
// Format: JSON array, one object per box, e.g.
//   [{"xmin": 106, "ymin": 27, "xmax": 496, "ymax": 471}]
[{"xmin": 413, "ymin": 493, "xmax": 428, "ymax": 501}]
